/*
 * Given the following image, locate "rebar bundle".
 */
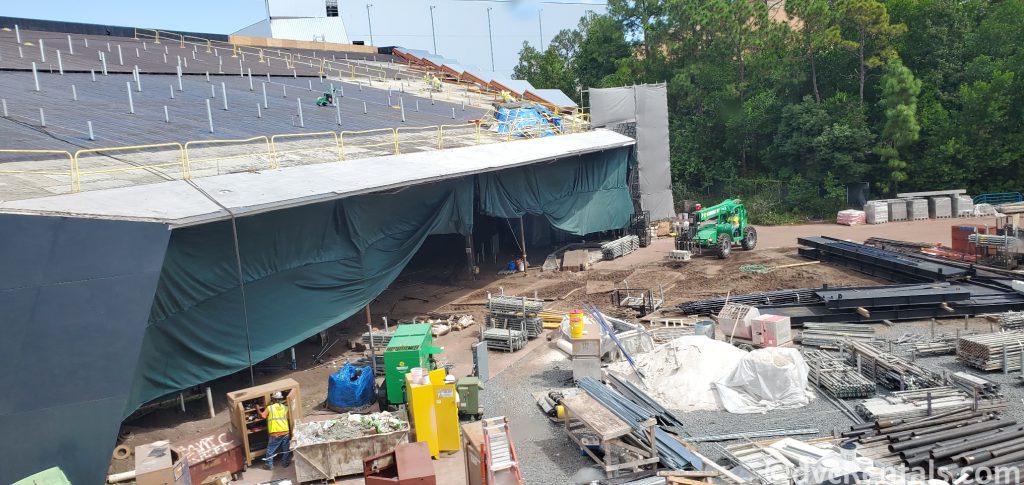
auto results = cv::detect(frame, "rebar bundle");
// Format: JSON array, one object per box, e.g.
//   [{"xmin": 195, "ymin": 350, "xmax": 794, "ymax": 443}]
[
  {"xmin": 957, "ymin": 331, "xmax": 1024, "ymax": 371},
  {"xmin": 676, "ymin": 287, "xmax": 822, "ymax": 315},
  {"xmin": 601, "ymin": 235, "xmax": 640, "ymax": 260},
  {"xmin": 845, "ymin": 340, "xmax": 945, "ymax": 390},
  {"xmin": 804, "ymin": 349, "xmax": 876, "ymax": 399}
]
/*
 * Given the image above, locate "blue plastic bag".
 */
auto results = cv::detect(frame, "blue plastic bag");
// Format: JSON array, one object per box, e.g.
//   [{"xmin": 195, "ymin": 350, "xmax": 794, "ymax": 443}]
[{"xmin": 327, "ymin": 363, "xmax": 375, "ymax": 409}]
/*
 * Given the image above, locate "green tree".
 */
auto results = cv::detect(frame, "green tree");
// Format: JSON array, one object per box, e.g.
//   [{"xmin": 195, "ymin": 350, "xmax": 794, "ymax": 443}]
[
  {"xmin": 512, "ymin": 42, "xmax": 575, "ymax": 99},
  {"xmin": 786, "ymin": 0, "xmax": 844, "ymax": 103},
  {"xmin": 839, "ymin": 0, "xmax": 905, "ymax": 101},
  {"xmin": 875, "ymin": 58, "xmax": 921, "ymax": 193}
]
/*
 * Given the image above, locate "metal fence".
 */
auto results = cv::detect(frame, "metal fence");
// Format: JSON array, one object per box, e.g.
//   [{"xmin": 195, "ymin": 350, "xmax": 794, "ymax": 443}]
[{"xmin": 0, "ymin": 114, "xmax": 592, "ymax": 196}]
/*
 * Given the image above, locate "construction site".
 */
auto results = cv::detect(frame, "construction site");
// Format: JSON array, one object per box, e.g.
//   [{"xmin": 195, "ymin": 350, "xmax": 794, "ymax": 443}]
[{"xmin": 5, "ymin": 8, "xmax": 1024, "ymax": 485}]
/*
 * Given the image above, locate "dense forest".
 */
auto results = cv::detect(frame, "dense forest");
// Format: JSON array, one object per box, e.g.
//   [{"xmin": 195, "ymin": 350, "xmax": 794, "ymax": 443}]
[{"xmin": 513, "ymin": 0, "xmax": 1023, "ymax": 222}]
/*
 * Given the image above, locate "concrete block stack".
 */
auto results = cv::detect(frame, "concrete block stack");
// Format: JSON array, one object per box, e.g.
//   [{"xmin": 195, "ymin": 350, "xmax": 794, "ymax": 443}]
[
  {"xmin": 906, "ymin": 198, "xmax": 929, "ymax": 220},
  {"xmin": 887, "ymin": 199, "xmax": 908, "ymax": 221},
  {"xmin": 863, "ymin": 200, "xmax": 889, "ymax": 224},
  {"xmin": 928, "ymin": 196, "xmax": 952, "ymax": 218},
  {"xmin": 953, "ymin": 195, "xmax": 974, "ymax": 216}
]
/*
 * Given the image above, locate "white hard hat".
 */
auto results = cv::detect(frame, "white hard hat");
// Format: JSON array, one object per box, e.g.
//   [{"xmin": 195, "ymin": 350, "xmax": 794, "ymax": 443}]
[
  {"xmin": 271, "ymin": 391, "xmax": 284, "ymax": 400},
  {"xmin": 444, "ymin": 375, "xmax": 456, "ymax": 384}
]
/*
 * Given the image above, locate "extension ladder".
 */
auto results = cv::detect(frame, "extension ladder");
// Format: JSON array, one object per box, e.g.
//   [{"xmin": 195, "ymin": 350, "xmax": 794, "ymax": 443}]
[{"xmin": 481, "ymin": 416, "xmax": 523, "ymax": 484}]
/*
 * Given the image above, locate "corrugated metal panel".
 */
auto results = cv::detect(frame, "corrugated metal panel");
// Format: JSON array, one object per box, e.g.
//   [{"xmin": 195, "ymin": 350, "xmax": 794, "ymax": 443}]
[
  {"xmin": 491, "ymin": 78, "xmax": 534, "ymax": 96},
  {"xmin": 527, "ymin": 89, "xmax": 578, "ymax": 108},
  {"xmin": 233, "ymin": 19, "xmax": 272, "ymax": 38},
  {"xmin": 270, "ymin": 17, "xmax": 350, "ymax": 44}
]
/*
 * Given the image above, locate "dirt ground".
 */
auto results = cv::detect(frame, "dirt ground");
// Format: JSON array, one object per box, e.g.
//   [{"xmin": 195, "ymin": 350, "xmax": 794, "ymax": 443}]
[{"xmin": 107, "ymin": 218, "xmax": 977, "ymax": 483}]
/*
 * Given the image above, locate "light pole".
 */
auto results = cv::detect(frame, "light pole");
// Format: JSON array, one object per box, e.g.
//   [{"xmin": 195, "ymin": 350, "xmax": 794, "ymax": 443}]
[
  {"xmin": 366, "ymin": 4, "xmax": 374, "ymax": 46},
  {"xmin": 538, "ymin": 9, "xmax": 544, "ymax": 49},
  {"xmin": 486, "ymin": 7, "xmax": 495, "ymax": 71},
  {"xmin": 429, "ymin": 5, "xmax": 438, "ymax": 55}
]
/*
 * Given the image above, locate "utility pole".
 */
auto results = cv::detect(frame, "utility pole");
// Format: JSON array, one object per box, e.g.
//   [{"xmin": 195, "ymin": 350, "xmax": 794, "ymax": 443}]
[
  {"xmin": 487, "ymin": 7, "xmax": 495, "ymax": 71},
  {"xmin": 538, "ymin": 8, "xmax": 544, "ymax": 48},
  {"xmin": 366, "ymin": 4, "xmax": 375, "ymax": 46},
  {"xmin": 429, "ymin": 5, "xmax": 438, "ymax": 55}
]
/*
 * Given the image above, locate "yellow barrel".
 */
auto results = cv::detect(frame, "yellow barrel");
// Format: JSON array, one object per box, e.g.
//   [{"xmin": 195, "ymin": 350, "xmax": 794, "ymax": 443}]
[{"xmin": 569, "ymin": 310, "xmax": 585, "ymax": 339}]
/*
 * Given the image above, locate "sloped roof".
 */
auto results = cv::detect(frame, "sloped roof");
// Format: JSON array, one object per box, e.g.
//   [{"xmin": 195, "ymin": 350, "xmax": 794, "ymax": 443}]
[{"xmin": 527, "ymin": 89, "xmax": 578, "ymax": 108}]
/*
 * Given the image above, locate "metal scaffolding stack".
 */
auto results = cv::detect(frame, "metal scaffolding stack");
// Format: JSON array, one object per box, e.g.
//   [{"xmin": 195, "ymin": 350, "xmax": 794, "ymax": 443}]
[
  {"xmin": 361, "ymin": 330, "xmax": 394, "ymax": 347},
  {"xmin": 845, "ymin": 340, "xmax": 945, "ymax": 390},
  {"xmin": 957, "ymin": 331, "xmax": 1024, "ymax": 371},
  {"xmin": 676, "ymin": 287, "xmax": 822, "ymax": 315},
  {"xmin": 855, "ymin": 387, "xmax": 1008, "ymax": 421},
  {"xmin": 601, "ymin": 235, "xmax": 640, "ymax": 260},
  {"xmin": 803, "ymin": 349, "xmax": 876, "ymax": 399},
  {"xmin": 484, "ymin": 293, "xmax": 545, "ymax": 350}
]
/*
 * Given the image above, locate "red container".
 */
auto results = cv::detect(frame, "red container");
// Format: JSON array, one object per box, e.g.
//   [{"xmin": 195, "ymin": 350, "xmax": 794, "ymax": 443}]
[
  {"xmin": 172, "ymin": 425, "xmax": 245, "ymax": 484},
  {"xmin": 951, "ymin": 224, "xmax": 989, "ymax": 254}
]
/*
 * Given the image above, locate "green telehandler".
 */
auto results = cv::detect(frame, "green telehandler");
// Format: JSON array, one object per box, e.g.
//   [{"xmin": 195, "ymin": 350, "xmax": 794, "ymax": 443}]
[{"xmin": 674, "ymin": 198, "xmax": 757, "ymax": 259}]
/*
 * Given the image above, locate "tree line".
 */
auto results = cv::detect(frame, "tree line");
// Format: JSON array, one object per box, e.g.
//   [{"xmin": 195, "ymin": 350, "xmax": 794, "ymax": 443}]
[{"xmin": 513, "ymin": 0, "xmax": 1023, "ymax": 222}]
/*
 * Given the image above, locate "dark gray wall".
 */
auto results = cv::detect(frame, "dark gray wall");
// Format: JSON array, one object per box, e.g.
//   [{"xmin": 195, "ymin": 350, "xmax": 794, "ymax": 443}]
[{"xmin": 0, "ymin": 214, "xmax": 170, "ymax": 484}]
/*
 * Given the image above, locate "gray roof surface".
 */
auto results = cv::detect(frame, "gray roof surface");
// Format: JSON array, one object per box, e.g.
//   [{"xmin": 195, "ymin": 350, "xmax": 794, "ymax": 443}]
[
  {"xmin": 0, "ymin": 70, "xmax": 485, "ymax": 152},
  {"xmin": 0, "ymin": 28, "xmax": 400, "ymax": 77},
  {"xmin": 528, "ymin": 89, "xmax": 578, "ymax": 108},
  {"xmin": 0, "ymin": 130, "xmax": 635, "ymax": 226}
]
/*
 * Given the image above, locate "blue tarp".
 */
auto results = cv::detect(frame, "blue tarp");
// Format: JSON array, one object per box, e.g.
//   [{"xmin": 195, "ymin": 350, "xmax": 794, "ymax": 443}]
[{"xmin": 495, "ymin": 105, "xmax": 561, "ymax": 137}]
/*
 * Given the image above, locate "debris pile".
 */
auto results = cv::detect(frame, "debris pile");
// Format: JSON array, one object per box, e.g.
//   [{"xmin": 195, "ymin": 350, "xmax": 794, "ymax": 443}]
[{"xmin": 292, "ymin": 412, "xmax": 408, "ymax": 446}]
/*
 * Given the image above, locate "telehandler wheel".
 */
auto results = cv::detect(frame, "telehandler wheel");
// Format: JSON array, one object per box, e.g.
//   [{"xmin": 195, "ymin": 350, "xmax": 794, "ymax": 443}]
[
  {"xmin": 717, "ymin": 233, "xmax": 732, "ymax": 259},
  {"xmin": 742, "ymin": 226, "xmax": 758, "ymax": 250}
]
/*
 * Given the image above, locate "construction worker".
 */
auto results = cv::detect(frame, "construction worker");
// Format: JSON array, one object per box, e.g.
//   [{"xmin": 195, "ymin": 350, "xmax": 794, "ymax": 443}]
[
  {"xmin": 258, "ymin": 392, "xmax": 292, "ymax": 469},
  {"xmin": 730, "ymin": 213, "xmax": 741, "ymax": 236}
]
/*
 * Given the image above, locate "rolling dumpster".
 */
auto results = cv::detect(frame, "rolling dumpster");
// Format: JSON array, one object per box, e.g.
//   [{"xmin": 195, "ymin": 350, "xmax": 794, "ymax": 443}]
[{"xmin": 383, "ymin": 324, "xmax": 443, "ymax": 405}]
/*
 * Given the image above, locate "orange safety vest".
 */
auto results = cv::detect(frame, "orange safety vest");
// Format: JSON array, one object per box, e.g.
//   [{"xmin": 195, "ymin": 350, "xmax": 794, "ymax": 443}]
[{"xmin": 266, "ymin": 402, "xmax": 289, "ymax": 434}]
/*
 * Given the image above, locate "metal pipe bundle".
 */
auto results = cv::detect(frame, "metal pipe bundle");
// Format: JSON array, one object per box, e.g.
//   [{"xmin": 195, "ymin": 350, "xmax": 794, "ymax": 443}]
[
  {"xmin": 856, "ymin": 387, "xmax": 1008, "ymax": 421},
  {"xmin": 482, "ymin": 327, "xmax": 526, "ymax": 352},
  {"xmin": 578, "ymin": 377, "xmax": 698, "ymax": 470},
  {"xmin": 845, "ymin": 340, "xmax": 945, "ymax": 390},
  {"xmin": 601, "ymin": 235, "xmax": 640, "ymax": 260},
  {"xmin": 798, "ymin": 323, "xmax": 875, "ymax": 349},
  {"xmin": 957, "ymin": 331, "xmax": 1024, "ymax": 371},
  {"xmin": 1000, "ymin": 312, "xmax": 1024, "ymax": 330},
  {"xmin": 804, "ymin": 349, "xmax": 876, "ymax": 398}
]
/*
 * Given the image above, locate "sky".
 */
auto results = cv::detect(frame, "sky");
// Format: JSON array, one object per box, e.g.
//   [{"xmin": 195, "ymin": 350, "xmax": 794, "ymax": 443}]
[{"xmin": 4, "ymin": 0, "xmax": 608, "ymax": 76}]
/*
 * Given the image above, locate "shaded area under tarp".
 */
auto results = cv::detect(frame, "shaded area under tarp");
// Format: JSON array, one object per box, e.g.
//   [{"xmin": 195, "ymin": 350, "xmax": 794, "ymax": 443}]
[
  {"xmin": 128, "ymin": 178, "xmax": 474, "ymax": 412},
  {"xmin": 477, "ymin": 146, "xmax": 633, "ymax": 235}
]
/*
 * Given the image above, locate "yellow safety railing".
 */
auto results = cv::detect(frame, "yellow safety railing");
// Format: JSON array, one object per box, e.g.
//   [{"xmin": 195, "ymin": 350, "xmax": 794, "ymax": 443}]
[
  {"xmin": 395, "ymin": 126, "xmax": 442, "ymax": 154},
  {"xmin": 73, "ymin": 143, "xmax": 186, "ymax": 190},
  {"xmin": 270, "ymin": 132, "xmax": 341, "ymax": 169},
  {"xmin": 339, "ymin": 128, "xmax": 399, "ymax": 160},
  {"xmin": 184, "ymin": 136, "xmax": 272, "ymax": 177},
  {"xmin": 438, "ymin": 123, "xmax": 482, "ymax": 149},
  {"xmin": 0, "ymin": 149, "xmax": 76, "ymax": 192}
]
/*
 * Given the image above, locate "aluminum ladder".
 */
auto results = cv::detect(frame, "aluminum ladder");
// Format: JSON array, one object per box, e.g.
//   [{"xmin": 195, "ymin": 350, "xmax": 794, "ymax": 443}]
[{"xmin": 482, "ymin": 416, "xmax": 523, "ymax": 484}]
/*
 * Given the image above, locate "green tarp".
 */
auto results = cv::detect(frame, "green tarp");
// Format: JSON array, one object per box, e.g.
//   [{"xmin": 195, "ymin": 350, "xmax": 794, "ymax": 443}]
[
  {"xmin": 127, "ymin": 179, "xmax": 473, "ymax": 413},
  {"xmin": 477, "ymin": 147, "xmax": 633, "ymax": 235}
]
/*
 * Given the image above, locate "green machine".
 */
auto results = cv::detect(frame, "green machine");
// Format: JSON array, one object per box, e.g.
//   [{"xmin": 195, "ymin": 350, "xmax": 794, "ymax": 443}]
[
  {"xmin": 456, "ymin": 376, "xmax": 484, "ymax": 420},
  {"xmin": 382, "ymin": 324, "xmax": 443, "ymax": 405},
  {"xmin": 675, "ymin": 198, "xmax": 757, "ymax": 259}
]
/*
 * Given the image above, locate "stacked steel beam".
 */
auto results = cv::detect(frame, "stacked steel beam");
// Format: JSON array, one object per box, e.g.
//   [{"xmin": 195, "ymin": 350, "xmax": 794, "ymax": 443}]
[
  {"xmin": 843, "ymin": 407, "xmax": 1024, "ymax": 483},
  {"xmin": 798, "ymin": 235, "xmax": 971, "ymax": 282},
  {"xmin": 950, "ymin": 371, "xmax": 1001, "ymax": 399},
  {"xmin": 601, "ymin": 235, "xmax": 640, "ymax": 260},
  {"xmin": 957, "ymin": 331, "xmax": 1024, "ymax": 371},
  {"xmin": 803, "ymin": 349, "xmax": 876, "ymax": 399},
  {"xmin": 797, "ymin": 323, "xmax": 875, "ymax": 348},
  {"xmin": 845, "ymin": 340, "xmax": 944, "ymax": 390}
]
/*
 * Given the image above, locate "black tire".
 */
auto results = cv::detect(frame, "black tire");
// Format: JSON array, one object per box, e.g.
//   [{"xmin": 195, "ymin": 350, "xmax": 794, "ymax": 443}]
[
  {"xmin": 717, "ymin": 233, "xmax": 732, "ymax": 259},
  {"xmin": 742, "ymin": 226, "xmax": 758, "ymax": 250}
]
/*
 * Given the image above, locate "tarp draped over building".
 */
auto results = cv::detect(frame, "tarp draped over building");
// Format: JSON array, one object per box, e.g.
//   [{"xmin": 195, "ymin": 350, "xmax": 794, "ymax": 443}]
[
  {"xmin": 477, "ymin": 146, "xmax": 633, "ymax": 235},
  {"xmin": 589, "ymin": 85, "xmax": 675, "ymax": 220},
  {"xmin": 128, "ymin": 178, "xmax": 474, "ymax": 411}
]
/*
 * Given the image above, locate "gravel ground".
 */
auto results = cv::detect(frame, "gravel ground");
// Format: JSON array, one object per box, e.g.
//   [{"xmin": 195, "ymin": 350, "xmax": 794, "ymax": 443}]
[{"xmin": 479, "ymin": 340, "xmax": 600, "ymax": 485}]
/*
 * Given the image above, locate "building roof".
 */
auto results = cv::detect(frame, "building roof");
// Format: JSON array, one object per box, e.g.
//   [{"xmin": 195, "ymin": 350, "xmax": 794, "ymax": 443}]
[
  {"xmin": 0, "ymin": 130, "xmax": 635, "ymax": 227},
  {"xmin": 490, "ymin": 78, "xmax": 535, "ymax": 96}
]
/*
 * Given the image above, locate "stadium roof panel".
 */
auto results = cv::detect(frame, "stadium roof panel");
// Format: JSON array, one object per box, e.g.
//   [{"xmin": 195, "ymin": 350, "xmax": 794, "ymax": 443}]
[{"xmin": 0, "ymin": 130, "xmax": 635, "ymax": 227}]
